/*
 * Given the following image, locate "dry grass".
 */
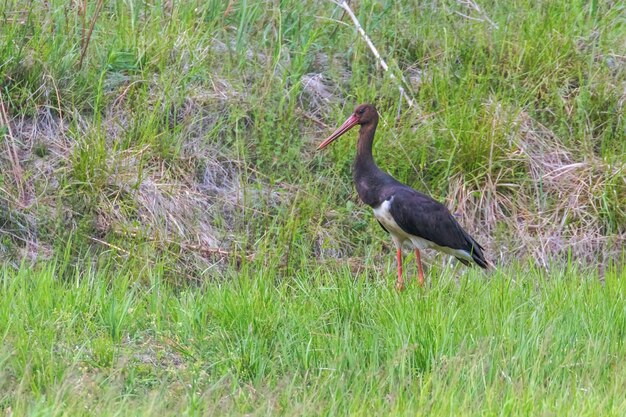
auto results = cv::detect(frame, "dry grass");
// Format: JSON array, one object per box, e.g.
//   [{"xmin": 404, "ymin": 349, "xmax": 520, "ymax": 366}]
[{"xmin": 446, "ymin": 103, "xmax": 626, "ymax": 268}]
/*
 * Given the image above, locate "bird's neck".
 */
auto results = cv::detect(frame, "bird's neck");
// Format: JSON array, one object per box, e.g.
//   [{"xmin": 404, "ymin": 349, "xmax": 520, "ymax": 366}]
[
  {"xmin": 354, "ymin": 120, "xmax": 379, "ymax": 174},
  {"xmin": 352, "ymin": 120, "xmax": 389, "ymax": 208}
]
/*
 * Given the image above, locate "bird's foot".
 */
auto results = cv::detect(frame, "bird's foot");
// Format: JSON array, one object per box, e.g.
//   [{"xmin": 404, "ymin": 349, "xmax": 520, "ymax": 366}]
[{"xmin": 395, "ymin": 281, "xmax": 406, "ymax": 292}]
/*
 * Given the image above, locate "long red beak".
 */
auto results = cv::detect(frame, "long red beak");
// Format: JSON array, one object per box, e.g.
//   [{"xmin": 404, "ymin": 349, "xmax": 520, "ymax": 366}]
[{"xmin": 317, "ymin": 114, "xmax": 359, "ymax": 150}]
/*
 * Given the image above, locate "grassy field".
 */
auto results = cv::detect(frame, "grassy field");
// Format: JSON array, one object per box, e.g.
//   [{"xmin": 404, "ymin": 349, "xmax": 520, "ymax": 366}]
[
  {"xmin": 2, "ymin": 260, "xmax": 626, "ymax": 416},
  {"xmin": 1, "ymin": 0, "xmax": 625, "ymax": 415}
]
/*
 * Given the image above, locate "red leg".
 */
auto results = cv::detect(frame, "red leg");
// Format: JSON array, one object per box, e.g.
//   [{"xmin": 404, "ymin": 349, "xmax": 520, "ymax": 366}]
[
  {"xmin": 415, "ymin": 249, "xmax": 425, "ymax": 287},
  {"xmin": 396, "ymin": 248, "xmax": 405, "ymax": 291}
]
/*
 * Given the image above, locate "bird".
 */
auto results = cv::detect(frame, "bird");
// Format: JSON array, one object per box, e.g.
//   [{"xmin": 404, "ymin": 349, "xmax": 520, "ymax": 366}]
[{"xmin": 317, "ymin": 103, "xmax": 490, "ymax": 290}]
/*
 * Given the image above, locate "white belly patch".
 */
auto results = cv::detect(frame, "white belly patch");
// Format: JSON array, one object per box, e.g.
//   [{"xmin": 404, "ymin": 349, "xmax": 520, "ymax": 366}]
[
  {"xmin": 372, "ymin": 197, "xmax": 473, "ymax": 262},
  {"xmin": 373, "ymin": 198, "xmax": 413, "ymax": 245}
]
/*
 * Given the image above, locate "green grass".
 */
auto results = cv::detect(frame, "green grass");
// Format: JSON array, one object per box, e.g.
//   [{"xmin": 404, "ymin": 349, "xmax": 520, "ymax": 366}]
[
  {"xmin": 1, "ymin": 0, "xmax": 626, "ymax": 415},
  {"xmin": 1, "ymin": 259, "xmax": 625, "ymax": 416}
]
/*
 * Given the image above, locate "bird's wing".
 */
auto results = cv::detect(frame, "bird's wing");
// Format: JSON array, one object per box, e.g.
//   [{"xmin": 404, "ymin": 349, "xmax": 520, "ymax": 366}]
[{"xmin": 388, "ymin": 187, "xmax": 482, "ymax": 252}]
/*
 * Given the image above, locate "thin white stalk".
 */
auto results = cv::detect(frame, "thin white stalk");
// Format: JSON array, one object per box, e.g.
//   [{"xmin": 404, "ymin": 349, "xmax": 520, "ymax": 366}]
[
  {"xmin": 332, "ymin": 0, "xmax": 415, "ymax": 108},
  {"xmin": 456, "ymin": 0, "xmax": 498, "ymax": 29}
]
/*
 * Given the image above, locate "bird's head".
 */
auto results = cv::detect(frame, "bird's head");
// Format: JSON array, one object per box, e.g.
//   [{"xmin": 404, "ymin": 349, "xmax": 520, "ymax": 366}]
[{"xmin": 317, "ymin": 104, "xmax": 378, "ymax": 150}]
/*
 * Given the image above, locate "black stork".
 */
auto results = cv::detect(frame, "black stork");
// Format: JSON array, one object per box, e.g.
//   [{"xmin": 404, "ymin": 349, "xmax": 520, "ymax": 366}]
[{"xmin": 317, "ymin": 104, "xmax": 490, "ymax": 290}]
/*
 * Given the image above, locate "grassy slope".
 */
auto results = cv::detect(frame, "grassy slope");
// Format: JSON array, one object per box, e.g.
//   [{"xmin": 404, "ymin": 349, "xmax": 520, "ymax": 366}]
[
  {"xmin": 0, "ymin": 0, "xmax": 624, "ymax": 269},
  {"xmin": 1, "ymin": 0, "xmax": 626, "ymax": 415},
  {"xmin": 2, "ymin": 261, "xmax": 626, "ymax": 416}
]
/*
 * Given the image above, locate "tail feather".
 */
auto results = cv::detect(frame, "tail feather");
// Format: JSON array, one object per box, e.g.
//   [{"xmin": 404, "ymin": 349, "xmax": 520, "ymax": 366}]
[
  {"xmin": 471, "ymin": 250, "xmax": 490, "ymax": 269},
  {"xmin": 452, "ymin": 220, "xmax": 492, "ymax": 270},
  {"xmin": 467, "ymin": 237, "xmax": 493, "ymax": 270}
]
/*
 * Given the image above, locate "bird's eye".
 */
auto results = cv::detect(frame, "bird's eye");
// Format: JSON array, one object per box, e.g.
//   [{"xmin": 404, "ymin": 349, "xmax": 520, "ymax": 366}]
[{"xmin": 357, "ymin": 108, "xmax": 365, "ymax": 115}]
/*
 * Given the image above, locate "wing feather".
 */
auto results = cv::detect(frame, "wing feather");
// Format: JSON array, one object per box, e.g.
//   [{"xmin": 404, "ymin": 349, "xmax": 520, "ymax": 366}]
[{"xmin": 387, "ymin": 187, "xmax": 489, "ymax": 268}]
